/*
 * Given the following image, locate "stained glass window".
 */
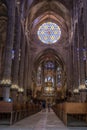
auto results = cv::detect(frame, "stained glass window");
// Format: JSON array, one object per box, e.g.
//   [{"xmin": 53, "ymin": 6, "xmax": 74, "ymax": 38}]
[
  {"xmin": 37, "ymin": 66, "xmax": 42, "ymax": 86},
  {"xmin": 37, "ymin": 22, "xmax": 61, "ymax": 44},
  {"xmin": 45, "ymin": 61, "xmax": 54, "ymax": 69}
]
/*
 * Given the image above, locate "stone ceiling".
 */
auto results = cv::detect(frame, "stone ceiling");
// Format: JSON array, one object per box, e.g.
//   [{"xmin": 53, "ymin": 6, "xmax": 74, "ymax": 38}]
[
  {"xmin": 24, "ymin": 0, "xmax": 73, "ymax": 70},
  {"xmin": 0, "ymin": 1, "xmax": 7, "ymax": 48},
  {"xmin": 0, "ymin": 0, "xmax": 73, "ymax": 71}
]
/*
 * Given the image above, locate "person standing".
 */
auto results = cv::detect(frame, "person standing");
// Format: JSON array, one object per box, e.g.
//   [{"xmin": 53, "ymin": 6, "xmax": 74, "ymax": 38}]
[
  {"xmin": 42, "ymin": 101, "xmax": 46, "ymax": 111},
  {"xmin": 47, "ymin": 102, "xmax": 51, "ymax": 112}
]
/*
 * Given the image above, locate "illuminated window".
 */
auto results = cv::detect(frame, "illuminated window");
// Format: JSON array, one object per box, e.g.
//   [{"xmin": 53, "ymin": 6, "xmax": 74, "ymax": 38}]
[
  {"xmin": 37, "ymin": 22, "xmax": 61, "ymax": 44},
  {"xmin": 37, "ymin": 66, "xmax": 42, "ymax": 86},
  {"xmin": 45, "ymin": 61, "xmax": 54, "ymax": 69}
]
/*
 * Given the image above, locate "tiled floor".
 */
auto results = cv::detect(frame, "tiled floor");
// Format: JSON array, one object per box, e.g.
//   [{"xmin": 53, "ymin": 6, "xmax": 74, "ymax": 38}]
[{"xmin": 0, "ymin": 109, "xmax": 87, "ymax": 130}]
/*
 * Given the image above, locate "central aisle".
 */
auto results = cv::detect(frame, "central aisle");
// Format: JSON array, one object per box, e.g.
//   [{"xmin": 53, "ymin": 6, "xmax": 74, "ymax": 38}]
[{"xmin": 0, "ymin": 109, "xmax": 87, "ymax": 130}]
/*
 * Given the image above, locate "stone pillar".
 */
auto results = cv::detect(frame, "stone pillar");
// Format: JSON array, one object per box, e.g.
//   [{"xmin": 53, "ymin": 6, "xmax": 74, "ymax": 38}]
[
  {"xmin": 42, "ymin": 65, "xmax": 44, "ymax": 88},
  {"xmin": 0, "ymin": 0, "xmax": 16, "ymax": 101},
  {"xmin": 83, "ymin": 0, "xmax": 87, "ymax": 80},
  {"xmin": 78, "ymin": 0, "xmax": 86, "ymax": 102},
  {"xmin": 70, "ymin": 0, "xmax": 80, "ymax": 101},
  {"xmin": 0, "ymin": 47, "xmax": 4, "ymax": 98},
  {"xmin": 66, "ymin": 47, "xmax": 73, "ymax": 90},
  {"xmin": 18, "ymin": 28, "xmax": 26, "ymax": 102},
  {"xmin": 73, "ymin": 24, "xmax": 79, "ymax": 89},
  {"xmin": 27, "ymin": 53, "xmax": 33, "ymax": 89},
  {"xmin": 72, "ymin": 0, "xmax": 80, "ymax": 98},
  {"xmin": 23, "ymin": 43, "xmax": 29, "ymax": 102},
  {"xmin": 83, "ymin": 0, "xmax": 87, "ymax": 101},
  {"xmin": 0, "ymin": 47, "xmax": 2, "ymax": 79},
  {"xmin": 54, "ymin": 68, "xmax": 57, "ymax": 88},
  {"xmin": 18, "ymin": 92, "xmax": 23, "ymax": 103},
  {"xmin": 11, "ymin": 4, "xmax": 22, "ymax": 102}
]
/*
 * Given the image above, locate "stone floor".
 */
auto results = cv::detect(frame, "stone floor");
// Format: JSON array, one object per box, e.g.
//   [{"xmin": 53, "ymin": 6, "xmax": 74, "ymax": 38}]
[{"xmin": 0, "ymin": 109, "xmax": 87, "ymax": 130}]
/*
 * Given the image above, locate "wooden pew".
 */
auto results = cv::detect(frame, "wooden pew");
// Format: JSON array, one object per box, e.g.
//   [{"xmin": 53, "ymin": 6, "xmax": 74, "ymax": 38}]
[
  {"xmin": 52, "ymin": 102, "xmax": 87, "ymax": 126},
  {"xmin": 0, "ymin": 101, "xmax": 42, "ymax": 125},
  {"xmin": 0, "ymin": 101, "xmax": 15, "ymax": 125},
  {"xmin": 63, "ymin": 102, "xmax": 87, "ymax": 126}
]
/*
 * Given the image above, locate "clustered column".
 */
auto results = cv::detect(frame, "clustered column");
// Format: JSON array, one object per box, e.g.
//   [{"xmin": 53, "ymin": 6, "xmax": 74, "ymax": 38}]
[
  {"xmin": 83, "ymin": 0, "xmax": 87, "ymax": 84},
  {"xmin": 72, "ymin": 0, "xmax": 80, "ymax": 100},
  {"xmin": 18, "ymin": 28, "xmax": 26, "ymax": 102},
  {"xmin": 78, "ymin": 0, "xmax": 86, "ymax": 102},
  {"xmin": 23, "ymin": 43, "xmax": 29, "ymax": 102},
  {"xmin": 11, "ymin": 4, "xmax": 21, "ymax": 102},
  {"xmin": 0, "ymin": 0, "xmax": 16, "ymax": 101},
  {"xmin": 0, "ymin": 0, "xmax": 30, "ymax": 103},
  {"xmin": 27, "ymin": 47, "xmax": 33, "ymax": 90}
]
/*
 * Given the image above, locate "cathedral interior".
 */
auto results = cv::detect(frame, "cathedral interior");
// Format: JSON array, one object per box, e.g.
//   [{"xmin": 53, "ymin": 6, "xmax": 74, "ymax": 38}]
[{"xmin": 0, "ymin": 0, "xmax": 87, "ymax": 129}]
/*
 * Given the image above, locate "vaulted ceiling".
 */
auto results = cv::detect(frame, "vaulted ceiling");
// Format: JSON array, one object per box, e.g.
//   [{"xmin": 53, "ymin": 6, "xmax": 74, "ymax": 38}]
[
  {"xmin": 0, "ymin": 1, "xmax": 7, "ymax": 48},
  {"xmin": 24, "ymin": 0, "xmax": 73, "ymax": 71},
  {"xmin": 0, "ymin": 0, "xmax": 73, "ymax": 73}
]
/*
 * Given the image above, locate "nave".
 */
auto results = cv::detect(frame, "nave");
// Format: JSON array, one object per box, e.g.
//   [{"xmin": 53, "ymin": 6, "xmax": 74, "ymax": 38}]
[
  {"xmin": 0, "ymin": 0, "xmax": 87, "ymax": 129},
  {"xmin": 0, "ymin": 109, "xmax": 87, "ymax": 130}
]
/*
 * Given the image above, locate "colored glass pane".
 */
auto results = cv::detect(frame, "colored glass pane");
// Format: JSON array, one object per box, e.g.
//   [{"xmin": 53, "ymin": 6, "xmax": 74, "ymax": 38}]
[{"xmin": 37, "ymin": 22, "xmax": 61, "ymax": 44}]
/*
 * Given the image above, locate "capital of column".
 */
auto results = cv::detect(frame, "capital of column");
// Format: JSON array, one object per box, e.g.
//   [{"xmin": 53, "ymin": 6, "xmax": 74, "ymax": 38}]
[
  {"xmin": 85, "ymin": 80, "xmax": 87, "ymax": 86},
  {"xmin": 18, "ymin": 87, "xmax": 24, "ymax": 93},
  {"xmin": 73, "ymin": 88, "xmax": 80, "ymax": 95},
  {"xmin": 0, "ymin": 79, "xmax": 11, "ymax": 87},
  {"xmin": 79, "ymin": 84, "xmax": 87, "ymax": 92},
  {"xmin": 11, "ymin": 84, "xmax": 19, "ymax": 91}
]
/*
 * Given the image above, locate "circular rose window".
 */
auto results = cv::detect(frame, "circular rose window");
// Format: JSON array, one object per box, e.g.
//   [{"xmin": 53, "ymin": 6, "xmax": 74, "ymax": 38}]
[{"xmin": 37, "ymin": 22, "xmax": 61, "ymax": 44}]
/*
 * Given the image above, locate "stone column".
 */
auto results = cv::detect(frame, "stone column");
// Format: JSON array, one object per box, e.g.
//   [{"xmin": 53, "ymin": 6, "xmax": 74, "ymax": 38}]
[
  {"xmin": 78, "ymin": 0, "xmax": 86, "ymax": 102},
  {"xmin": 41, "ymin": 64, "xmax": 45, "ymax": 94},
  {"xmin": 83, "ymin": 0, "xmax": 87, "ymax": 80},
  {"xmin": 42, "ymin": 65, "xmax": 44, "ymax": 88},
  {"xmin": 27, "ymin": 53, "xmax": 33, "ymax": 89},
  {"xmin": 83, "ymin": 0, "xmax": 87, "ymax": 101},
  {"xmin": 18, "ymin": 28, "xmax": 26, "ymax": 102},
  {"xmin": 0, "ymin": 46, "xmax": 4, "ymax": 98},
  {"xmin": 0, "ymin": 47, "xmax": 2, "ymax": 79},
  {"xmin": 72, "ymin": 0, "xmax": 80, "ymax": 98},
  {"xmin": 11, "ymin": 4, "xmax": 21, "ymax": 102},
  {"xmin": 1, "ymin": 0, "xmax": 16, "ymax": 101},
  {"xmin": 73, "ymin": 24, "xmax": 79, "ymax": 90},
  {"xmin": 23, "ymin": 43, "xmax": 29, "ymax": 102},
  {"xmin": 66, "ymin": 46, "xmax": 73, "ymax": 90}
]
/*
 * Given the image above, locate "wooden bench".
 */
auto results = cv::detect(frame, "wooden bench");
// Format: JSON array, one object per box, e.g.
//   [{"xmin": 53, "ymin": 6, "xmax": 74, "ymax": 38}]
[
  {"xmin": 63, "ymin": 102, "xmax": 87, "ymax": 126},
  {"xmin": 0, "ymin": 101, "xmax": 42, "ymax": 125},
  {"xmin": 53, "ymin": 102, "xmax": 87, "ymax": 126},
  {"xmin": 0, "ymin": 101, "xmax": 15, "ymax": 125}
]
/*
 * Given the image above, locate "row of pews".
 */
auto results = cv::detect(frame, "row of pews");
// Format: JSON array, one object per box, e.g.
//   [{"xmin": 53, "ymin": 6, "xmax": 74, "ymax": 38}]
[
  {"xmin": 0, "ymin": 101, "xmax": 41, "ymax": 125},
  {"xmin": 52, "ymin": 102, "xmax": 87, "ymax": 126}
]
